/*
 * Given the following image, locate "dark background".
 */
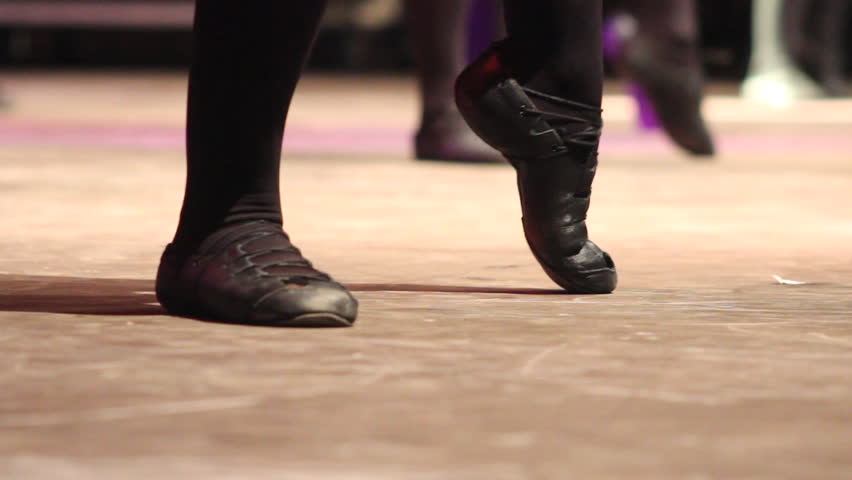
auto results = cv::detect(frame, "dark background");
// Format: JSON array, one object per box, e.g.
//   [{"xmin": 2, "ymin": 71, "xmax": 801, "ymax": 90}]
[{"xmin": 0, "ymin": 0, "xmax": 847, "ymax": 80}]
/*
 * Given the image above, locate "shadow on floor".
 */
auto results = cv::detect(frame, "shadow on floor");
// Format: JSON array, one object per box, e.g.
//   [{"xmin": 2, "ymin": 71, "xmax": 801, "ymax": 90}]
[
  {"xmin": 0, "ymin": 274, "xmax": 163, "ymax": 315},
  {"xmin": 0, "ymin": 274, "xmax": 565, "ymax": 316},
  {"xmin": 347, "ymin": 283, "xmax": 564, "ymax": 295}
]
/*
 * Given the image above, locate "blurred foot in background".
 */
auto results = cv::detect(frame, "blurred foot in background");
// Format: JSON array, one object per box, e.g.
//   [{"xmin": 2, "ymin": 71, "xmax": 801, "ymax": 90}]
[
  {"xmin": 784, "ymin": 0, "xmax": 850, "ymax": 98},
  {"xmin": 0, "ymin": 81, "xmax": 11, "ymax": 109},
  {"xmin": 404, "ymin": 0, "xmax": 504, "ymax": 164},
  {"xmin": 607, "ymin": 0, "xmax": 716, "ymax": 157}
]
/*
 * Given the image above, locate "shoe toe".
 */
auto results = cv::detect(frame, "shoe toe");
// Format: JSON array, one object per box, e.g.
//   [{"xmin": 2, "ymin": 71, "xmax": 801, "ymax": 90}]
[
  {"xmin": 667, "ymin": 120, "xmax": 716, "ymax": 157},
  {"xmin": 251, "ymin": 282, "xmax": 358, "ymax": 327},
  {"xmin": 535, "ymin": 241, "xmax": 617, "ymax": 294}
]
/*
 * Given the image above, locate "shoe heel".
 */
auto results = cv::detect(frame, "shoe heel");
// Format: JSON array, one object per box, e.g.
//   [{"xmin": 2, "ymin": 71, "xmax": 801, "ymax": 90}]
[{"xmin": 155, "ymin": 243, "xmax": 202, "ymax": 317}]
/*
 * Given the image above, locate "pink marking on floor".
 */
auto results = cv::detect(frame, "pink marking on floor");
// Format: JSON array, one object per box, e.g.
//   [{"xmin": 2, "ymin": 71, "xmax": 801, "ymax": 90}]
[{"xmin": 0, "ymin": 120, "xmax": 849, "ymax": 156}]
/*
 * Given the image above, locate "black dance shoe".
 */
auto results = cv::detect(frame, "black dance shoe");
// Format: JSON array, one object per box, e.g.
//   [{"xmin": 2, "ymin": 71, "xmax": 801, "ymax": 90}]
[
  {"xmin": 156, "ymin": 220, "xmax": 357, "ymax": 327},
  {"xmin": 455, "ymin": 48, "xmax": 617, "ymax": 294},
  {"xmin": 624, "ymin": 36, "xmax": 715, "ymax": 157},
  {"xmin": 414, "ymin": 107, "xmax": 505, "ymax": 164}
]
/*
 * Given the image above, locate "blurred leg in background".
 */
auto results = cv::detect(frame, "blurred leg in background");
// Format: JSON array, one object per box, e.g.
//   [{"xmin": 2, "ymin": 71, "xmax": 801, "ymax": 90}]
[
  {"xmin": 404, "ymin": 0, "xmax": 502, "ymax": 163},
  {"xmin": 613, "ymin": 0, "xmax": 716, "ymax": 156},
  {"xmin": 456, "ymin": 0, "xmax": 617, "ymax": 294},
  {"xmin": 156, "ymin": 1, "xmax": 358, "ymax": 327},
  {"xmin": 784, "ymin": 0, "xmax": 850, "ymax": 97}
]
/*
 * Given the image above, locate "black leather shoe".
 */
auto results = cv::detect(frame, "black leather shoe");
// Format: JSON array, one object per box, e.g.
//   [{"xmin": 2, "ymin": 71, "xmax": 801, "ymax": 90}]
[
  {"xmin": 156, "ymin": 221, "xmax": 357, "ymax": 327},
  {"xmin": 624, "ymin": 36, "xmax": 715, "ymax": 157},
  {"xmin": 455, "ymin": 47, "xmax": 617, "ymax": 294},
  {"xmin": 415, "ymin": 108, "xmax": 505, "ymax": 164}
]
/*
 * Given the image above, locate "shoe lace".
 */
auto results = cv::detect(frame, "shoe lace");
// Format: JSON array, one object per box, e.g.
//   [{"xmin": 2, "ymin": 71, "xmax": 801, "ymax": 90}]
[
  {"xmin": 234, "ymin": 229, "xmax": 331, "ymax": 284},
  {"xmin": 519, "ymin": 87, "xmax": 602, "ymax": 149}
]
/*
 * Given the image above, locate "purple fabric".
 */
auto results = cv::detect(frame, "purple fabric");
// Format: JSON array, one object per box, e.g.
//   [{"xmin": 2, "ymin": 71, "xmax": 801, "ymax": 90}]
[
  {"xmin": 467, "ymin": 0, "xmax": 497, "ymax": 61},
  {"xmin": 605, "ymin": 16, "xmax": 660, "ymax": 131},
  {"xmin": 629, "ymin": 83, "xmax": 662, "ymax": 130},
  {"xmin": 602, "ymin": 17, "xmax": 623, "ymax": 59}
]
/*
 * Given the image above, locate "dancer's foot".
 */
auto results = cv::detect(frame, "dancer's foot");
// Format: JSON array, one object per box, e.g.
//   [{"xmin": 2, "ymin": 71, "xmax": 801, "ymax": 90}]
[
  {"xmin": 156, "ymin": 220, "xmax": 357, "ymax": 327},
  {"xmin": 414, "ymin": 108, "xmax": 505, "ymax": 164},
  {"xmin": 624, "ymin": 36, "xmax": 715, "ymax": 157},
  {"xmin": 455, "ymin": 46, "xmax": 617, "ymax": 294},
  {"xmin": 796, "ymin": 54, "xmax": 850, "ymax": 98}
]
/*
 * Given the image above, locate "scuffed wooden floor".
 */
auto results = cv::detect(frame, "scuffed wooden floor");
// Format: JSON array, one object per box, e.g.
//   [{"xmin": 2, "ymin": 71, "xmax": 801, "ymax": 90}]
[{"xmin": 0, "ymin": 72, "xmax": 850, "ymax": 479}]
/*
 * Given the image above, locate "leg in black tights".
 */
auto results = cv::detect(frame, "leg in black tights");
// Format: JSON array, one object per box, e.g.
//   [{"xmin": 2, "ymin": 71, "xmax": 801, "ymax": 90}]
[
  {"xmin": 501, "ymin": 0, "xmax": 604, "ymax": 106},
  {"xmin": 621, "ymin": 0, "xmax": 699, "ymax": 54},
  {"xmin": 456, "ymin": 0, "xmax": 617, "ymax": 294},
  {"xmin": 404, "ymin": 0, "xmax": 502, "ymax": 163},
  {"xmin": 809, "ymin": 0, "xmax": 849, "ymax": 97},
  {"xmin": 156, "ymin": 1, "xmax": 357, "ymax": 327},
  {"xmin": 616, "ymin": 0, "xmax": 715, "ymax": 156},
  {"xmin": 785, "ymin": 0, "xmax": 850, "ymax": 97}
]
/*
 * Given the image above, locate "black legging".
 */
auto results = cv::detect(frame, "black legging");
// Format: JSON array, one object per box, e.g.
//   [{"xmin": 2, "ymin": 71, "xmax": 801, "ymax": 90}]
[
  {"xmin": 783, "ymin": 0, "xmax": 850, "ymax": 96},
  {"xmin": 503, "ymin": 0, "xmax": 602, "ymax": 106},
  {"xmin": 171, "ymin": 0, "xmax": 603, "ymax": 248},
  {"xmin": 173, "ymin": 1, "xmax": 326, "ymax": 249},
  {"xmin": 404, "ymin": 0, "xmax": 472, "ymax": 121}
]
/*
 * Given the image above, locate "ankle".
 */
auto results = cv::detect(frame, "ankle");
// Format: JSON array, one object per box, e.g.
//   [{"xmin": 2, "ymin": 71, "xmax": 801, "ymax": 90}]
[{"xmin": 171, "ymin": 218, "xmax": 283, "ymax": 256}]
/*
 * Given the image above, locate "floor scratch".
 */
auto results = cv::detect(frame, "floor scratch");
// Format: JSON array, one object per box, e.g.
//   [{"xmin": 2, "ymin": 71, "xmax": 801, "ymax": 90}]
[
  {"xmin": 0, "ymin": 395, "xmax": 264, "ymax": 428},
  {"xmin": 521, "ymin": 343, "xmax": 568, "ymax": 377},
  {"xmin": 808, "ymin": 332, "xmax": 852, "ymax": 346}
]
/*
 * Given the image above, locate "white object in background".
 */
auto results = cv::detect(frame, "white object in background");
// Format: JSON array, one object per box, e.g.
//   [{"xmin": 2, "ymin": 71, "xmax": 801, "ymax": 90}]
[{"xmin": 742, "ymin": 0, "xmax": 822, "ymax": 107}]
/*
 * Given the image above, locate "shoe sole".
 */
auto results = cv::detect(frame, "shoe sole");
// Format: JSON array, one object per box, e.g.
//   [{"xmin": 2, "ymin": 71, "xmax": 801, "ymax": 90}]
[
  {"xmin": 539, "ymin": 260, "xmax": 617, "ymax": 295},
  {"xmin": 157, "ymin": 293, "xmax": 354, "ymax": 328},
  {"xmin": 268, "ymin": 312, "xmax": 353, "ymax": 328},
  {"xmin": 529, "ymin": 247, "xmax": 617, "ymax": 295}
]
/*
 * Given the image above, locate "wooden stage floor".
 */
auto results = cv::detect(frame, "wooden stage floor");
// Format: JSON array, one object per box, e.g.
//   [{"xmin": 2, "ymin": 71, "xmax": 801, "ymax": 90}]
[{"xmin": 0, "ymin": 72, "xmax": 850, "ymax": 479}]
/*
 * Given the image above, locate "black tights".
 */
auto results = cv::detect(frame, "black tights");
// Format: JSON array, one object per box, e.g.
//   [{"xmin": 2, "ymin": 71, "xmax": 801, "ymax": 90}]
[
  {"xmin": 615, "ymin": 0, "xmax": 698, "ymax": 42},
  {"xmin": 171, "ymin": 0, "xmax": 602, "ymax": 247},
  {"xmin": 502, "ymin": 0, "xmax": 603, "ymax": 107},
  {"xmin": 783, "ymin": 0, "xmax": 849, "ymax": 95},
  {"xmin": 609, "ymin": 0, "xmax": 700, "ymax": 65},
  {"xmin": 404, "ymin": 0, "xmax": 472, "ymax": 121},
  {"xmin": 173, "ymin": 1, "xmax": 327, "ymax": 249}
]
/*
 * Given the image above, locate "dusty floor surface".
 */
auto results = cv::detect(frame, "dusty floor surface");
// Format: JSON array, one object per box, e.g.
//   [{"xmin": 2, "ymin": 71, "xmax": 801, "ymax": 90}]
[{"xmin": 0, "ymin": 72, "xmax": 850, "ymax": 479}]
